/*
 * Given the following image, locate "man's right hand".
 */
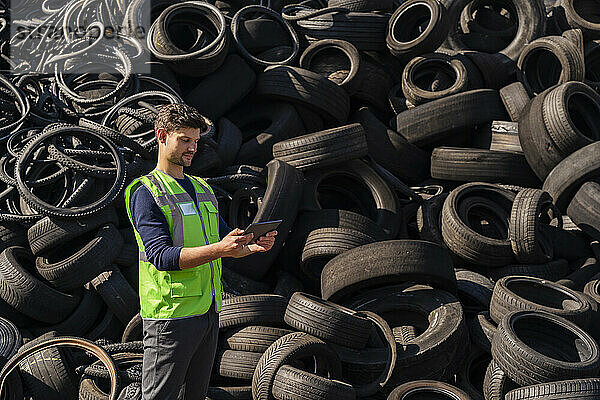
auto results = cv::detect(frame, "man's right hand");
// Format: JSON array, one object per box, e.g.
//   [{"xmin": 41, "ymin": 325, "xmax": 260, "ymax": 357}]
[{"xmin": 218, "ymin": 228, "xmax": 254, "ymax": 258}]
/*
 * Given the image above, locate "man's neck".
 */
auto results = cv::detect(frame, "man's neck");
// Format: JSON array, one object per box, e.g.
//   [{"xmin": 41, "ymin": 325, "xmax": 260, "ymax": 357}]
[{"xmin": 156, "ymin": 159, "xmax": 184, "ymax": 179}]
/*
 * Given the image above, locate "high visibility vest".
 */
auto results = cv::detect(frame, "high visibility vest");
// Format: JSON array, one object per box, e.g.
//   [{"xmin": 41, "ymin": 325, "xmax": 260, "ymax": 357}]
[{"xmin": 124, "ymin": 169, "xmax": 223, "ymax": 319}]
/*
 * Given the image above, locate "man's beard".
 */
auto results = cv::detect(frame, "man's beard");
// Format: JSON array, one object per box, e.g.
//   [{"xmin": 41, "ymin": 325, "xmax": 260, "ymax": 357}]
[{"xmin": 169, "ymin": 153, "xmax": 193, "ymax": 167}]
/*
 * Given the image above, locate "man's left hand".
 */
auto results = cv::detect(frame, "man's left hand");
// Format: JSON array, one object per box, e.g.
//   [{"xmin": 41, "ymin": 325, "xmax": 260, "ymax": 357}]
[{"xmin": 244, "ymin": 230, "xmax": 278, "ymax": 255}]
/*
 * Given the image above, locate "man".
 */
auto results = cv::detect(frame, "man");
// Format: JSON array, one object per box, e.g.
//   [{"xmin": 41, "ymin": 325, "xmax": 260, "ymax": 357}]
[{"xmin": 124, "ymin": 103, "xmax": 277, "ymax": 400}]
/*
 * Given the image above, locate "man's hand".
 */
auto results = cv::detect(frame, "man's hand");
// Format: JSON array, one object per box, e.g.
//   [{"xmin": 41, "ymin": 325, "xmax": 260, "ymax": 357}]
[
  {"xmin": 220, "ymin": 229, "xmax": 278, "ymax": 258},
  {"xmin": 246, "ymin": 230, "xmax": 277, "ymax": 254},
  {"xmin": 217, "ymin": 228, "xmax": 254, "ymax": 258}
]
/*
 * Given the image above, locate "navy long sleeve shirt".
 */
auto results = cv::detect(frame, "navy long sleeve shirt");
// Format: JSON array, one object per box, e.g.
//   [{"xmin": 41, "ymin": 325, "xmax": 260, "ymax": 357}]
[{"xmin": 129, "ymin": 175, "xmax": 231, "ymax": 271}]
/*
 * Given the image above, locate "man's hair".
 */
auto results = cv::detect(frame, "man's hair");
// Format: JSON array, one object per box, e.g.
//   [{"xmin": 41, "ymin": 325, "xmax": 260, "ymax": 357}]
[{"xmin": 154, "ymin": 103, "xmax": 207, "ymax": 135}]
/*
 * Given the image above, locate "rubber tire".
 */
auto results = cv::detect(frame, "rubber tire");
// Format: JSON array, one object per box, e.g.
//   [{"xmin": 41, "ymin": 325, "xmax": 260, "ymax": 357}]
[
  {"xmin": 184, "ymin": 54, "xmax": 256, "ymax": 121},
  {"xmin": 490, "ymin": 275, "xmax": 593, "ymax": 328},
  {"xmin": 491, "ymin": 310, "xmax": 600, "ymax": 387},
  {"xmin": 230, "ymin": 101, "xmax": 305, "ymax": 167},
  {"xmin": 394, "ymin": 89, "xmax": 507, "ymax": 148},
  {"xmin": 321, "ymin": 240, "xmax": 457, "ymax": 302},
  {"xmin": 295, "ymin": 11, "xmax": 389, "ymax": 52},
  {"xmin": 455, "ymin": 269, "xmax": 494, "ymax": 316},
  {"xmin": 121, "ymin": 313, "xmax": 142, "ymax": 343},
  {"xmin": 347, "ymin": 285, "xmax": 466, "ymax": 384},
  {"xmin": 223, "ymin": 160, "xmax": 303, "ymax": 281},
  {"xmin": 300, "ymin": 159, "xmax": 401, "ymax": 239},
  {"xmin": 541, "ymin": 81, "xmax": 600, "ymax": 157},
  {"xmin": 216, "ymin": 118, "xmax": 243, "ymax": 168},
  {"xmin": 517, "ymin": 36, "xmax": 585, "ymax": 96},
  {"xmin": 215, "ymin": 350, "xmax": 262, "ymax": 380},
  {"xmin": 256, "ymin": 66, "xmax": 350, "ymax": 125},
  {"xmin": 505, "ymin": 378, "xmax": 600, "ymax": 400},
  {"xmin": 327, "ymin": 0, "xmax": 392, "ymax": 11},
  {"xmin": 90, "ymin": 266, "xmax": 139, "ymax": 325},
  {"xmin": 278, "ymin": 208, "xmax": 387, "ymax": 273},
  {"xmin": 500, "ymin": 82, "xmax": 530, "ymax": 122},
  {"xmin": 251, "ymin": 332, "xmax": 342, "ymax": 400},
  {"xmin": 441, "ymin": 183, "xmax": 516, "ymax": 267},
  {"xmin": 0, "ymin": 317, "xmax": 21, "ymax": 366},
  {"xmin": 219, "ymin": 294, "xmax": 288, "ymax": 330},
  {"xmin": 386, "ymin": 0, "xmax": 450, "ymax": 61},
  {"xmin": 509, "ymin": 189, "xmax": 555, "ymax": 264},
  {"xmin": 402, "ymin": 53, "xmax": 470, "ymax": 106},
  {"xmin": 0, "ymin": 247, "xmax": 79, "ymax": 324},
  {"xmin": 352, "ymin": 107, "xmax": 430, "ymax": 184},
  {"xmin": 272, "ymin": 123, "xmax": 368, "ymax": 171},
  {"xmin": 298, "ymin": 39, "xmax": 362, "ymax": 95},
  {"xmin": 440, "ymin": 0, "xmax": 547, "ymax": 62},
  {"xmin": 483, "ymin": 359, "xmax": 517, "ymax": 400},
  {"xmin": 300, "ymin": 227, "xmax": 375, "ymax": 283},
  {"xmin": 567, "ymin": 181, "xmax": 600, "ymax": 241},
  {"xmin": 470, "ymin": 311, "xmax": 497, "ymax": 354},
  {"xmin": 272, "ymin": 365, "xmax": 356, "ymax": 400},
  {"xmin": 388, "ymin": 380, "xmax": 470, "ymax": 400},
  {"xmin": 518, "ymin": 85, "xmax": 567, "ymax": 181},
  {"xmin": 35, "ymin": 224, "xmax": 123, "ymax": 291},
  {"xmin": 221, "ymin": 326, "xmax": 293, "ymax": 353},
  {"xmin": 31, "ymin": 284, "xmax": 104, "ymax": 337},
  {"xmin": 416, "ymin": 193, "xmax": 448, "ymax": 246},
  {"xmin": 284, "ymin": 292, "xmax": 372, "ymax": 349},
  {"xmin": 431, "ymin": 147, "xmax": 540, "ymax": 187},
  {"xmin": 207, "ymin": 386, "xmax": 252, "ymax": 400},
  {"xmin": 19, "ymin": 331, "xmax": 78, "ymax": 400}
]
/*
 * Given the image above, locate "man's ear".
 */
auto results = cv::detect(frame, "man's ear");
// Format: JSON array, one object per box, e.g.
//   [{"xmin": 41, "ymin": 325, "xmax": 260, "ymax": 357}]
[{"xmin": 156, "ymin": 128, "xmax": 167, "ymax": 144}]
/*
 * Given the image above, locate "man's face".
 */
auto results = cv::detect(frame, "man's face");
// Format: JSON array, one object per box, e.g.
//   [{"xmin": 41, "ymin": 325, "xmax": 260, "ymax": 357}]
[{"xmin": 157, "ymin": 126, "xmax": 202, "ymax": 167}]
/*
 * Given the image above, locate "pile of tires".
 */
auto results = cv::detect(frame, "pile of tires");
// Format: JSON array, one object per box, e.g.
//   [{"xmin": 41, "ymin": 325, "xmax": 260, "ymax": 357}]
[{"xmin": 0, "ymin": 0, "xmax": 600, "ymax": 399}]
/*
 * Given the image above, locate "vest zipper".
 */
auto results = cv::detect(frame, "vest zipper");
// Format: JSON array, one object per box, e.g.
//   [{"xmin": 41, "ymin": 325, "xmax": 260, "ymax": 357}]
[{"xmin": 195, "ymin": 204, "xmax": 217, "ymax": 302}]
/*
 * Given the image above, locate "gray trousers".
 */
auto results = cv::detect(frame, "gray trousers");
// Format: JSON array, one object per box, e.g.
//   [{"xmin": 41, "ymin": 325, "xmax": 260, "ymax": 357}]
[{"xmin": 142, "ymin": 305, "xmax": 219, "ymax": 400}]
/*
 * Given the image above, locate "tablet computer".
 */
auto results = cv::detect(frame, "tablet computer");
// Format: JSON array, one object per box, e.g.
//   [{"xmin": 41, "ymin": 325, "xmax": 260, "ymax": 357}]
[{"xmin": 244, "ymin": 220, "xmax": 282, "ymax": 244}]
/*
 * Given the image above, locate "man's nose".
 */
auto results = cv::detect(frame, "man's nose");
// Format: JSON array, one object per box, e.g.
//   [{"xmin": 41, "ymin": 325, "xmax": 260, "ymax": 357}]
[{"xmin": 188, "ymin": 142, "xmax": 197, "ymax": 152}]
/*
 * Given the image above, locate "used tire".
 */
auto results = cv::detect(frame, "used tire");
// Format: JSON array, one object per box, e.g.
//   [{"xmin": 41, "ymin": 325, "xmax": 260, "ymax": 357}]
[
  {"xmin": 543, "ymin": 141, "xmax": 600, "ymax": 212},
  {"xmin": 90, "ymin": 266, "xmax": 139, "ymax": 326},
  {"xmin": 256, "ymin": 66, "xmax": 350, "ymax": 125},
  {"xmin": 499, "ymin": 82, "xmax": 530, "ymax": 122},
  {"xmin": 517, "ymin": 36, "xmax": 585, "ymax": 95},
  {"xmin": 300, "ymin": 228, "xmax": 375, "ymax": 282},
  {"xmin": 402, "ymin": 53, "xmax": 470, "ymax": 106},
  {"xmin": 272, "ymin": 365, "xmax": 355, "ymax": 400},
  {"xmin": 0, "ymin": 247, "xmax": 79, "ymax": 324},
  {"xmin": 509, "ymin": 189, "xmax": 556, "ymax": 264},
  {"xmin": 394, "ymin": 89, "xmax": 507, "ymax": 148},
  {"xmin": 272, "ymin": 124, "xmax": 367, "ymax": 171},
  {"xmin": 505, "ymin": 378, "xmax": 600, "ymax": 400},
  {"xmin": 431, "ymin": 147, "xmax": 540, "ymax": 187},
  {"xmin": 35, "ymin": 224, "xmax": 123, "ymax": 291},
  {"xmin": 388, "ymin": 380, "xmax": 471, "ymax": 400},
  {"xmin": 440, "ymin": 0, "xmax": 547, "ymax": 62},
  {"xmin": 252, "ymin": 332, "xmax": 342, "ymax": 400},
  {"xmin": 491, "ymin": 310, "xmax": 600, "ymax": 386},
  {"xmin": 441, "ymin": 183, "xmax": 516, "ymax": 267},
  {"xmin": 567, "ymin": 181, "xmax": 600, "ymax": 241},
  {"xmin": 221, "ymin": 326, "xmax": 293, "ymax": 353},
  {"xmin": 321, "ymin": 240, "xmax": 456, "ymax": 302},
  {"xmin": 348, "ymin": 285, "xmax": 466, "ymax": 384},
  {"xmin": 284, "ymin": 292, "xmax": 372, "ymax": 349},
  {"xmin": 219, "ymin": 294, "xmax": 288, "ymax": 330},
  {"xmin": 300, "ymin": 159, "xmax": 401, "ymax": 238},
  {"xmin": 386, "ymin": 0, "xmax": 450, "ymax": 61},
  {"xmin": 490, "ymin": 275, "xmax": 593, "ymax": 328},
  {"xmin": 352, "ymin": 107, "xmax": 430, "ymax": 184},
  {"xmin": 215, "ymin": 350, "xmax": 262, "ymax": 380}
]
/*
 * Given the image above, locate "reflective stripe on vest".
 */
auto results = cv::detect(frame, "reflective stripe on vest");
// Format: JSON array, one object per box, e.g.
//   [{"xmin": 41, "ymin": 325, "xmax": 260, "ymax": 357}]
[{"xmin": 124, "ymin": 169, "xmax": 223, "ymax": 319}]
